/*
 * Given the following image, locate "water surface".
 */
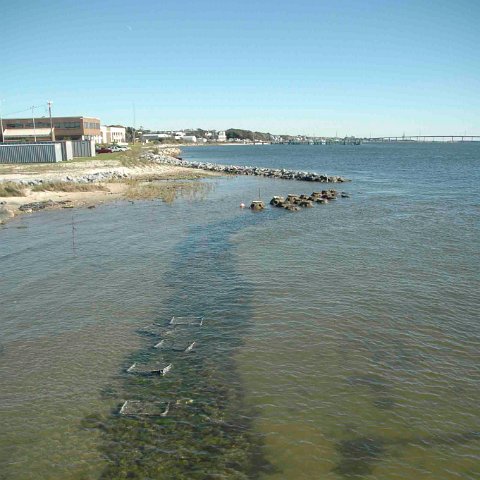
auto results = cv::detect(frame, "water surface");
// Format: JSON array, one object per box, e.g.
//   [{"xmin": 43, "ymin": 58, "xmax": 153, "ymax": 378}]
[{"xmin": 1, "ymin": 143, "xmax": 479, "ymax": 479}]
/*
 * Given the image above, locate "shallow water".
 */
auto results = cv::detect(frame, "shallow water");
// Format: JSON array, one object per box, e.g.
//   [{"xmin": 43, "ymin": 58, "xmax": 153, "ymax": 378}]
[{"xmin": 0, "ymin": 143, "xmax": 479, "ymax": 479}]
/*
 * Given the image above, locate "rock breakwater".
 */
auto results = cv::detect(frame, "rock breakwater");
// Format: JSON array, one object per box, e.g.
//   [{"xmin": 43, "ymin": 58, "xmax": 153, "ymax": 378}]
[
  {"xmin": 266, "ymin": 189, "xmax": 348, "ymax": 212},
  {"xmin": 142, "ymin": 152, "xmax": 349, "ymax": 183}
]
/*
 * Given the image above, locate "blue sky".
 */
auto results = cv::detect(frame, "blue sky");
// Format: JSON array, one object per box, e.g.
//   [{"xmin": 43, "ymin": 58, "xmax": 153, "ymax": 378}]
[{"xmin": 1, "ymin": 0, "xmax": 479, "ymax": 136}]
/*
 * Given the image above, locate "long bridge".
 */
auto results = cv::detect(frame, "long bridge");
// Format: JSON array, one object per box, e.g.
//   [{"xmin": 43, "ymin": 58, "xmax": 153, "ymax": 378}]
[{"xmin": 367, "ymin": 135, "xmax": 480, "ymax": 143}]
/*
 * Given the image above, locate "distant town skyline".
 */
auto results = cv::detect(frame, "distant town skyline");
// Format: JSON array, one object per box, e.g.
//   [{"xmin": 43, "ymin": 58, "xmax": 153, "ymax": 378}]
[{"xmin": 2, "ymin": 0, "xmax": 479, "ymax": 137}]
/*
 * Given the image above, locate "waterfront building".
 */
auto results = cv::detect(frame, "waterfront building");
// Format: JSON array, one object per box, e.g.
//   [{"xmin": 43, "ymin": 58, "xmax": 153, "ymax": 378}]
[
  {"xmin": 142, "ymin": 133, "xmax": 172, "ymax": 143},
  {"xmin": 99, "ymin": 125, "xmax": 127, "ymax": 144},
  {"xmin": 1, "ymin": 116, "xmax": 100, "ymax": 141}
]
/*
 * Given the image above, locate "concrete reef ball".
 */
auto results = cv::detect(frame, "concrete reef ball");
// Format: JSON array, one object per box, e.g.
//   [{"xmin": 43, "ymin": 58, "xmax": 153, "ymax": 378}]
[
  {"xmin": 270, "ymin": 196, "xmax": 285, "ymax": 206},
  {"xmin": 266, "ymin": 189, "xmax": 348, "ymax": 212},
  {"xmin": 250, "ymin": 201, "xmax": 265, "ymax": 211}
]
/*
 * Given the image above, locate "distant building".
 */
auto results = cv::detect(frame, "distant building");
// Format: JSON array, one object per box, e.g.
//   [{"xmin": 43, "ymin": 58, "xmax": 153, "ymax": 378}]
[
  {"xmin": 217, "ymin": 131, "xmax": 227, "ymax": 142},
  {"xmin": 182, "ymin": 135, "xmax": 197, "ymax": 143},
  {"xmin": 99, "ymin": 125, "xmax": 126, "ymax": 144},
  {"xmin": 1, "ymin": 116, "xmax": 100, "ymax": 141},
  {"xmin": 142, "ymin": 133, "xmax": 172, "ymax": 143}
]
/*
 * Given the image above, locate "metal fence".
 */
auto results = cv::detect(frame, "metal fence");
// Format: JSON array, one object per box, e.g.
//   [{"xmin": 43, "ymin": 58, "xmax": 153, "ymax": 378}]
[
  {"xmin": 0, "ymin": 143, "xmax": 63, "ymax": 164},
  {"xmin": 31, "ymin": 141, "xmax": 73, "ymax": 161},
  {"xmin": 62, "ymin": 141, "xmax": 74, "ymax": 161},
  {"xmin": 71, "ymin": 139, "xmax": 96, "ymax": 158}
]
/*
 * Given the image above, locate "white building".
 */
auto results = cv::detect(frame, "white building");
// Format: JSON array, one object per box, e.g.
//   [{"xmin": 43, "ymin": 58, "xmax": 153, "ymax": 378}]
[
  {"xmin": 99, "ymin": 125, "xmax": 126, "ymax": 144},
  {"xmin": 217, "ymin": 131, "xmax": 227, "ymax": 142},
  {"xmin": 142, "ymin": 133, "xmax": 172, "ymax": 143}
]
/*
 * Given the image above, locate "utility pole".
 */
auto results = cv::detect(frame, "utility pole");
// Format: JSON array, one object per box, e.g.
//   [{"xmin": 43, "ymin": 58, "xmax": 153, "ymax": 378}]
[
  {"xmin": 0, "ymin": 99, "xmax": 4, "ymax": 143},
  {"xmin": 47, "ymin": 101, "xmax": 54, "ymax": 141},
  {"xmin": 31, "ymin": 105, "xmax": 37, "ymax": 142},
  {"xmin": 132, "ymin": 102, "xmax": 136, "ymax": 145}
]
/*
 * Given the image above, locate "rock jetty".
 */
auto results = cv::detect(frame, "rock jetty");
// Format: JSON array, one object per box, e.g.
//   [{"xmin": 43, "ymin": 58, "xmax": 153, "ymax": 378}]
[{"xmin": 142, "ymin": 152, "xmax": 349, "ymax": 183}]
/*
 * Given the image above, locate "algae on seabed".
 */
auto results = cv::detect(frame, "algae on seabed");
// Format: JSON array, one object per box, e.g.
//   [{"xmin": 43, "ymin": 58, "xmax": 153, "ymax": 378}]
[{"xmin": 84, "ymin": 214, "xmax": 276, "ymax": 479}]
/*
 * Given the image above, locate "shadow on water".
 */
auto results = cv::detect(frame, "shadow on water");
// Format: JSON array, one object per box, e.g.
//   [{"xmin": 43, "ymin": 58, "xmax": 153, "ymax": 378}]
[
  {"xmin": 339, "ymin": 363, "xmax": 480, "ymax": 477},
  {"xmin": 334, "ymin": 437, "xmax": 386, "ymax": 477},
  {"xmin": 82, "ymin": 210, "xmax": 279, "ymax": 479},
  {"xmin": 334, "ymin": 431, "xmax": 480, "ymax": 478}
]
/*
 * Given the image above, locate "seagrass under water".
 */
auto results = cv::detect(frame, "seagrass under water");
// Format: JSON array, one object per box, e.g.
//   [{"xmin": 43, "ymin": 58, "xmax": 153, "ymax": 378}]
[{"xmin": 92, "ymin": 214, "xmax": 275, "ymax": 479}]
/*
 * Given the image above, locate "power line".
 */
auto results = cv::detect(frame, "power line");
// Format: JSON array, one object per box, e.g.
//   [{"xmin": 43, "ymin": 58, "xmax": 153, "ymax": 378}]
[{"xmin": 3, "ymin": 104, "xmax": 46, "ymax": 117}]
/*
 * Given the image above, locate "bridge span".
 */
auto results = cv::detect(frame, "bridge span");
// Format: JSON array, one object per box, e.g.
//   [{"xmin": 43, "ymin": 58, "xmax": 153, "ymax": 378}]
[{"xmin": 367, "ymin": 135, "xmax": 480, "ymax": 143}]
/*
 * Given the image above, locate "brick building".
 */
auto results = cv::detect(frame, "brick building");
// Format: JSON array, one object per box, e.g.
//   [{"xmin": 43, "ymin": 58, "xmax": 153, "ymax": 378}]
[{"xmin": 1, "ymin": 116, "xmax": 100, "ymax": 142}]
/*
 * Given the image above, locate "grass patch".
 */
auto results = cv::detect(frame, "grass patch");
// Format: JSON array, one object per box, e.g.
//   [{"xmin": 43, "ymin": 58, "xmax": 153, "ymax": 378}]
[
  {"xmin": 31, "ymin": 182, "xmax": 109, "ymax": 193},
  {"xmin": 74, "ymin": 144, "xmax": 148, "ymax": 166},
  {"xmin": 125, "ymin": 179, "xmax": 212, "ymax": 203},
  {"xmin": 0, "ymin": 182, "xmax": 26, "ymax": 197}
]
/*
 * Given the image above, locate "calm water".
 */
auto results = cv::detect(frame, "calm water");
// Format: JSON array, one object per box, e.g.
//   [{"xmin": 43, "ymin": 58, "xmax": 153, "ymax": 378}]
[{"xmin": 0, "ymin": 143, "xmax": 479, "ymax": 479}]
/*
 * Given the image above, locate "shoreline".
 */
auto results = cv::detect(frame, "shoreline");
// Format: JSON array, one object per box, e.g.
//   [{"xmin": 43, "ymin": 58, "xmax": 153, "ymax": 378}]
[
  {"xmin": 0, "ymin": 147, "xmax": 219, "ymax": 225},
  {"xmin": 1, "ymin": 144, "xmax": 349, "ymax": 225},
  {"xmin": 143, "ymin": 149, "xmax": 350, "ymax": 183}
]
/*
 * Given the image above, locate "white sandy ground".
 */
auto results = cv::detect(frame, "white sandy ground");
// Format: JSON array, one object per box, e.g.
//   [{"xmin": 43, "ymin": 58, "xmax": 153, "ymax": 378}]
[{"xmin": 0, "ymin": 156, "xmax": 219, "ymax": 224}]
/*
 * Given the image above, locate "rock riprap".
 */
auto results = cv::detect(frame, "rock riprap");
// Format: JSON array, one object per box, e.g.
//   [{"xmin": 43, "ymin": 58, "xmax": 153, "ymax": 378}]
[
  {"xmin": 19, "ymin": 200, "xmax": 73, "ymax": 212},
  {"xmin": 142, "ymin": 152, "xmax": 349, "ymax": 183}
]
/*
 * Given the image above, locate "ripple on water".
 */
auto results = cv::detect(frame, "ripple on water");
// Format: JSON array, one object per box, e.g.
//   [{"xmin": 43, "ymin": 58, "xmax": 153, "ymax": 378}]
[{"xmin": 1, "ymin": 144, "xmax": 480, "ymax": 479}]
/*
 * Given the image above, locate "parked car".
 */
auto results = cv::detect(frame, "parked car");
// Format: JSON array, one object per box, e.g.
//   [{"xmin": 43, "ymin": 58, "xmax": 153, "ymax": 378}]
[{"xmin": 96, "ymin": 147, "xmax": 113, "ymax": 153}]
